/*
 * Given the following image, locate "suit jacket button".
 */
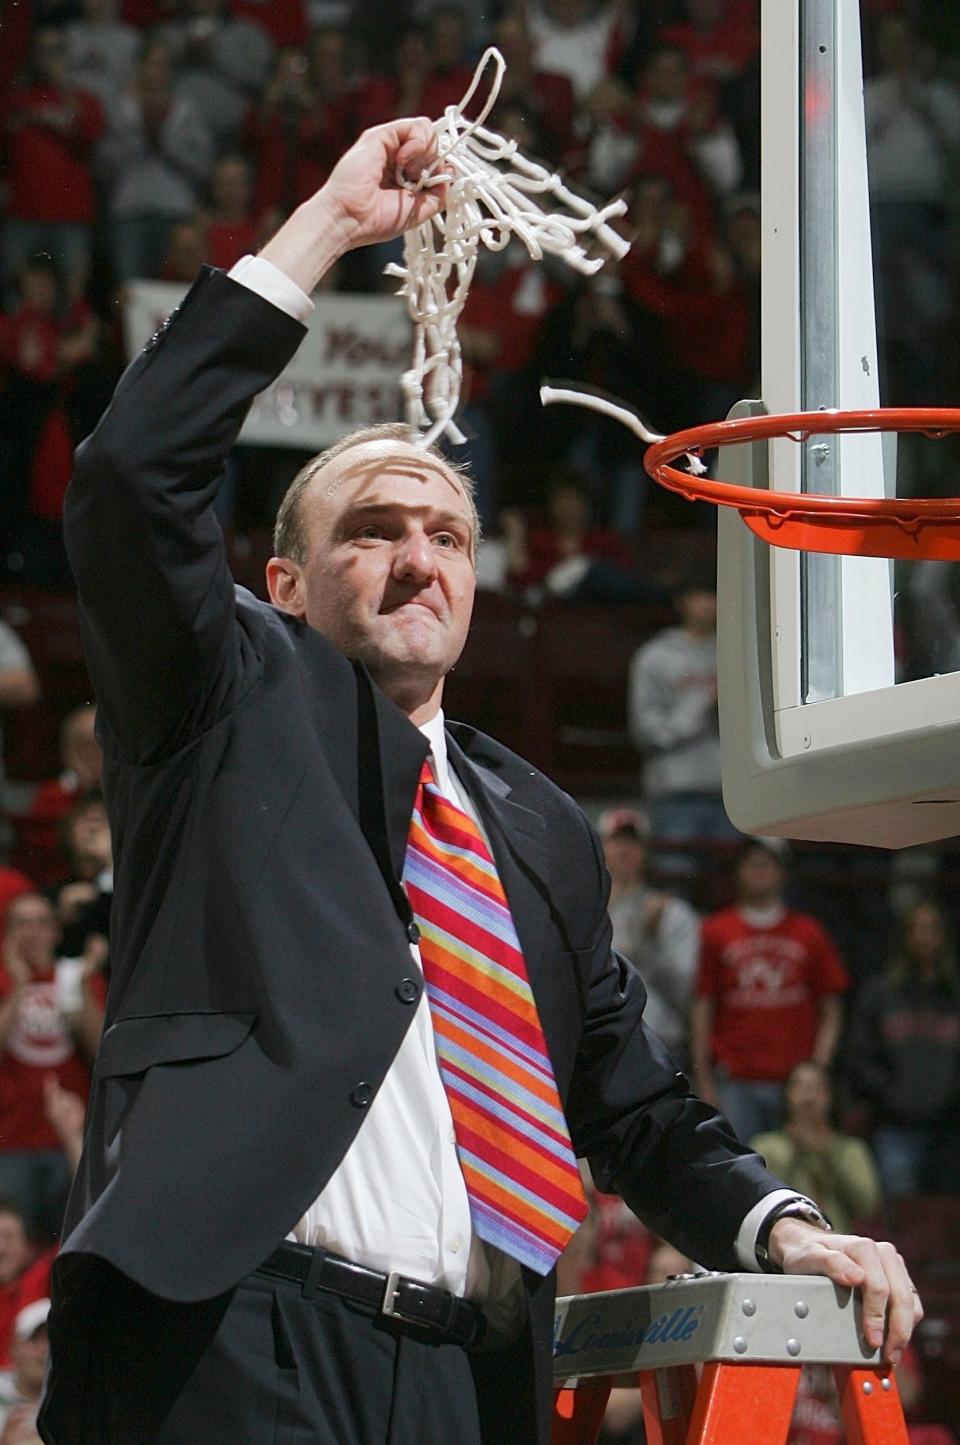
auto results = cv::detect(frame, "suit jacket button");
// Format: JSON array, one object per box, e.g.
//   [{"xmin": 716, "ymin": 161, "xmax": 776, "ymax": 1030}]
[
  {"xmin": 350, "ymin": 1083, "xmax": 373, "ymax": 1108},
  {"xmin": 406, "ymin": 921, "xmax": 421, "ymax": 945},
  {"xmin": 395, "ymin": 978, "xmax": 418, "ymax": 1004}
]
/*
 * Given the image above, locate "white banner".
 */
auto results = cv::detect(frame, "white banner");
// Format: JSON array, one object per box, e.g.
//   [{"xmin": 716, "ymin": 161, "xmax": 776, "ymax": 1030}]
[{"xmin": 124, "ymin": 281, "xmax": 413, "ymax": 449}]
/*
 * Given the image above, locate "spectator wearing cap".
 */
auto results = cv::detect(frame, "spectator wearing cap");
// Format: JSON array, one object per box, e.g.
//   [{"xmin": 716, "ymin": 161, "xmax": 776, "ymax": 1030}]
[
  {"xmin": 0, "ymin": 1297, "xmax": 49, "ymax": 1438},
  {"xmin": 599, "ymin": 806, "xmax": 699, "ymax": 1067},
  {"xmin": 628, "ymin": 579, "xmax": 738, "ymax": 871},
  {"xmin": 0, "ymin": 1203, "xmax": 51, "ymax": 1373},
  {"xmin": 691, "ymin": 839, "xmax": 850, "ymax": 1143}
]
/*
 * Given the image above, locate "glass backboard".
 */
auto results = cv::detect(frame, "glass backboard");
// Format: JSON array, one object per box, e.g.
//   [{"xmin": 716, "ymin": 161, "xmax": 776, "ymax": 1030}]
[{"xmin": 717, "ymin": 0, "xmax": 960, "ymax": 847}]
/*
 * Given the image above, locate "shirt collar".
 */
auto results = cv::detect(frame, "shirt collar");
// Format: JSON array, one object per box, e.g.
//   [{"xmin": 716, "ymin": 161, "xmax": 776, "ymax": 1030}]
[{"xmin": 418, "ymin": 709, "xmax": 451, "ymax": 794}]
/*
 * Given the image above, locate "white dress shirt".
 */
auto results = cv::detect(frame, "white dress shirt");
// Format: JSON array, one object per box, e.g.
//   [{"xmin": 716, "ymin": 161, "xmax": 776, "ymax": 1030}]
[
  {"xmin": 291, "ymin": 712, "xmax": 525, "ymax": 1339},
  {"xmin": 227, "ymin": 255, "xmax": 791, "ymax": 1294}
]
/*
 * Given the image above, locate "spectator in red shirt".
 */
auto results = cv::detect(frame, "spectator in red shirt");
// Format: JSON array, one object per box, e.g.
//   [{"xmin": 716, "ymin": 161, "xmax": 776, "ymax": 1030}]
[
  {"xmin": 355, "ymin": 25, "xmax": 433, "ymax": 131},
  {"xmin": 622, "ymin": 182, "xmax": 760, "ymax": 428},
  {"xmin": 661, "ymin": 0, "xmax": 761, "ymax": 190},
  {"xmin": 0, "ymin": 877, "xmax": 33, "ymax": 938},
  {"xmin": 503, "ymin": 474, "xmax": 654, "ymax": 604},
  {"xmin": 456, "ymin": 151, "xmax": 562, "ymax": 529},
  {"xmin": 691, "ymin": 838, "xmax": 850, "ymax": 1143},
  {"xmin": 248, "ymin": 33, "xmax": 360, "ymax": 225},
  {"xmin": 0, "ymin": 256, "xmax": 99, "ymax": 539},
  {"xmin": 634, "ymin": 44, "xmax": 744, "ymax": 203},
  {"xmin": 420, "ymin": 4, "xmax": 476, "ymax": 118},
  {"xmin": 201, "ymin": 153, "xmax": 260, "ymax": 271},
  {"xmin": 1, "ymin": 28, "xmax": 105, "ymax": 303},
  {"xmin": 0, "ymin": 895, "xmax": 106, "ymax": 1241},
  {"xmin": 662, "ymin": 0, "xmax": 760, "ymax": 88},
  {"xmin": 0, "ymin": 1204, "xmax": 52, "ymax": 1373},
  {"xmin": 160, "ymin": 218, "xmax": 210, "ymax": 283},
  {"xmin": 488, "ymin": 12, "xmax": 576, "ymax": 164},
  {"xmin": 232, "ymin": 0, "xmax": 307, "ymax": 50}
]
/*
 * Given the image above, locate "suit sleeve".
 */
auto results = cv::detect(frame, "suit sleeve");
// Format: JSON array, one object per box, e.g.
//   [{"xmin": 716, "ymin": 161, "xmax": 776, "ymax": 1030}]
[
  {"xmin": 65, "ymin": 268, "xmax": 306, "ymax": 764},
  {"xmin": 564, "ymin": 817, "xmax": 785, "ymax": 1271}
]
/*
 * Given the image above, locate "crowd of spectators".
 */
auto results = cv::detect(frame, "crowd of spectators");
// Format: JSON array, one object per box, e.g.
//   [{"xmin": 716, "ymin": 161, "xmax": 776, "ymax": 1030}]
[
  {"xmin": 2, "ymin": 0, "xmax": 958, "ymax": 589},
  {"xmin": 576, "ymin": 822, "xmax": 960, "ymax": 1439},
  {"xmin": 0, "ymin": 686, "xmax": 107, "ymax": 1270},
  {"xmin": 0, "ymin": 0, "xmax": 769, "ymax": 585}
]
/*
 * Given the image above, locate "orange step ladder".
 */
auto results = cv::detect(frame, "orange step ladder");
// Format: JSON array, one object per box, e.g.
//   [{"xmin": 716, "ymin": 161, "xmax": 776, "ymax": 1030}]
[{"xmin": 552, "ymin": 1272, "xmax": 908, "ymax": 1444}]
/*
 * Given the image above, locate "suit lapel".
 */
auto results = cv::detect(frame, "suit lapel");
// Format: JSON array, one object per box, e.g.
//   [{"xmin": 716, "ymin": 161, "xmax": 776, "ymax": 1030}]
[{"xmin": 361, "ymin": 667, "xmax": 429, "ymax": 882}]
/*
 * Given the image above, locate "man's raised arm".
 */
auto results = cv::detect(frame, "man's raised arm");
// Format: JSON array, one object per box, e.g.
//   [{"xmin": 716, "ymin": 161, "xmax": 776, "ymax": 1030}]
[{"xmin": 66, "ymin": 119, "xmax": 446, "ymax": 765}]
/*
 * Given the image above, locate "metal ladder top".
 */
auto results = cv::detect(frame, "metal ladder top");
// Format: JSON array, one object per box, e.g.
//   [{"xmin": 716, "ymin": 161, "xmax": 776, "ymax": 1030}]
[{"xmin": 552, "ymin": 1272, "xmax": 908, "ymax": 1444}]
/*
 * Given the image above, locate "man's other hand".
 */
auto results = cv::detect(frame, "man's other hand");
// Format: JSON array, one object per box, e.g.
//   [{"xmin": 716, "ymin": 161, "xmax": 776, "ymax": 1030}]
[{"xmin": 768, "ymin": 1216, "xmax": 923, "ymax": 1365}]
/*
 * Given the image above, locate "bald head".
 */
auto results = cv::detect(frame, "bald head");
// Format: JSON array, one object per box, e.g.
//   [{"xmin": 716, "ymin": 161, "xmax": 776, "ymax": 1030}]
[{"xmin": 274, "ymin": 423, "xmax": 480, "ymax": 566}]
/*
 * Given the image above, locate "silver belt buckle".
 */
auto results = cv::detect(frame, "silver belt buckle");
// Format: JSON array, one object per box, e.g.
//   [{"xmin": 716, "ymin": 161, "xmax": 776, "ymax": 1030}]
[{"xmin": 382, "ymin": 1270, "xmax": 413, "ymax": 1323}]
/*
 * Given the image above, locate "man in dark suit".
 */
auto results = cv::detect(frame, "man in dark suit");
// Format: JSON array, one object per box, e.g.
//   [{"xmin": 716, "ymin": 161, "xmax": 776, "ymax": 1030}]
[{"xmin": 39, "ymin": 117, "xmax": 920, "ymax": 1444}]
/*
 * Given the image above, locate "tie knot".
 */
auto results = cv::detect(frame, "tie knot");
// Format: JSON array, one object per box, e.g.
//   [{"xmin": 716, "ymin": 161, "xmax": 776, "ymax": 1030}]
[{"xmin": 418, "ymin": 757, "xmax": 439, "ymax": 794}]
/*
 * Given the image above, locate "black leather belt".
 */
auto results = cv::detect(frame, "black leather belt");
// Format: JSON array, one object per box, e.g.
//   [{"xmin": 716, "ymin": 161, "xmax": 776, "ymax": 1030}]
[{"xmin": 256, "ymin": 1242, "xmax": 486, "ymax": 1349}]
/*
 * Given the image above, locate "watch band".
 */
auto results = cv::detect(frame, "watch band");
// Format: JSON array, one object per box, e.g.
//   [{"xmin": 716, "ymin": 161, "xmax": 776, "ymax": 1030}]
[{"xmin": 755, "ymin": 1197, "xmax": 832, "ymax": 1273}]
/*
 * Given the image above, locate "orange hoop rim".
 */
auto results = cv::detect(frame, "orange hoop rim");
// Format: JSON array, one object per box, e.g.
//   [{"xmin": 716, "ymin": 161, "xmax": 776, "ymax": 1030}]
[{"xmin": 643, "ymin": 407, "xmax": 960, "ymax": 560}]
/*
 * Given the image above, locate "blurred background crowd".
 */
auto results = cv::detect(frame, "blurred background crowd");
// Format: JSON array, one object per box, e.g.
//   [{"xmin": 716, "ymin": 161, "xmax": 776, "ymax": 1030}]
[{"xmin": 1, "ymin": 0, "xmax": 960, "ymax": 1439}]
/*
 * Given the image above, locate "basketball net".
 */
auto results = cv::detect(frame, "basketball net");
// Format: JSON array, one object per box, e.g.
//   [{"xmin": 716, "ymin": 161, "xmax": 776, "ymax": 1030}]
[{"xmin": 391, "ymin": 48, "xmax": 630, "ymax": 449}]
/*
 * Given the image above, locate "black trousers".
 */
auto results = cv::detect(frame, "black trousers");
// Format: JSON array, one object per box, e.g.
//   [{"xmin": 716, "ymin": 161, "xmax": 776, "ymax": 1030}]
[{"xmin": 40, "ymin": 1263, "xmax": 540, "ymax": 1444}]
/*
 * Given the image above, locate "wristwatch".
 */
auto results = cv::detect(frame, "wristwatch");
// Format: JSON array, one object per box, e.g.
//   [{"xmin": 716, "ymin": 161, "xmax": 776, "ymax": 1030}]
[{"xmin": 755, "ymin": 1197, "xmax": 832, "ymax": 1273}]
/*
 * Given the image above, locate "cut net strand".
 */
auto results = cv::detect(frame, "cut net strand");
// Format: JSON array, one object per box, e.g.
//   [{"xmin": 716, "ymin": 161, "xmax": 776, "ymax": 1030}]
[
  {"xmin": 539, "ymin": 385, "xmax": 708, "ymax": 475},
  {"xmin": 388, "ymin": 47, "xmax": 630, "ymax": 449}
]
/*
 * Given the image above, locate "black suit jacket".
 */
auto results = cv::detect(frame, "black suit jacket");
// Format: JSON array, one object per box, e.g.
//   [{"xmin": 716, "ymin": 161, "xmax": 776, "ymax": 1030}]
[{"xmin": 42, "ymin": 269, "xmax": 782, "ymax": 1442}]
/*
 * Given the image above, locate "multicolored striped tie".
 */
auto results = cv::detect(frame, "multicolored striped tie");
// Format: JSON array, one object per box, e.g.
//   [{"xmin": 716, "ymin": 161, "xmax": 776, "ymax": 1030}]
[{"xmin": 403, "ymin": 759, "xmax": 588, "ymax": 1275}]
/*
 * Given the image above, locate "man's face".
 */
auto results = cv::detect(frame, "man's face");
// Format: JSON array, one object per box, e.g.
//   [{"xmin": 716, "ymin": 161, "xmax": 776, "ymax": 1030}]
[
  {"xmin": 0, "ymin": 1215, "xmax": 29, "ymax": 1286},
  {"xmin": 269, "ymin": 441, "xmax": 477, "ymax": 718}
]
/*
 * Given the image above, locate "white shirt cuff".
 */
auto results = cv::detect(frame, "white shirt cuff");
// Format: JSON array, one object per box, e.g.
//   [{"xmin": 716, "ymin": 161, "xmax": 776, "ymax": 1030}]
[
  {"xmin": 228, "ymin": 255, "xmax": 314, "ymax": 324},
  {"xmin": 735, "ymin": 1189, "xmax": 810, "ymax": 1271}
]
